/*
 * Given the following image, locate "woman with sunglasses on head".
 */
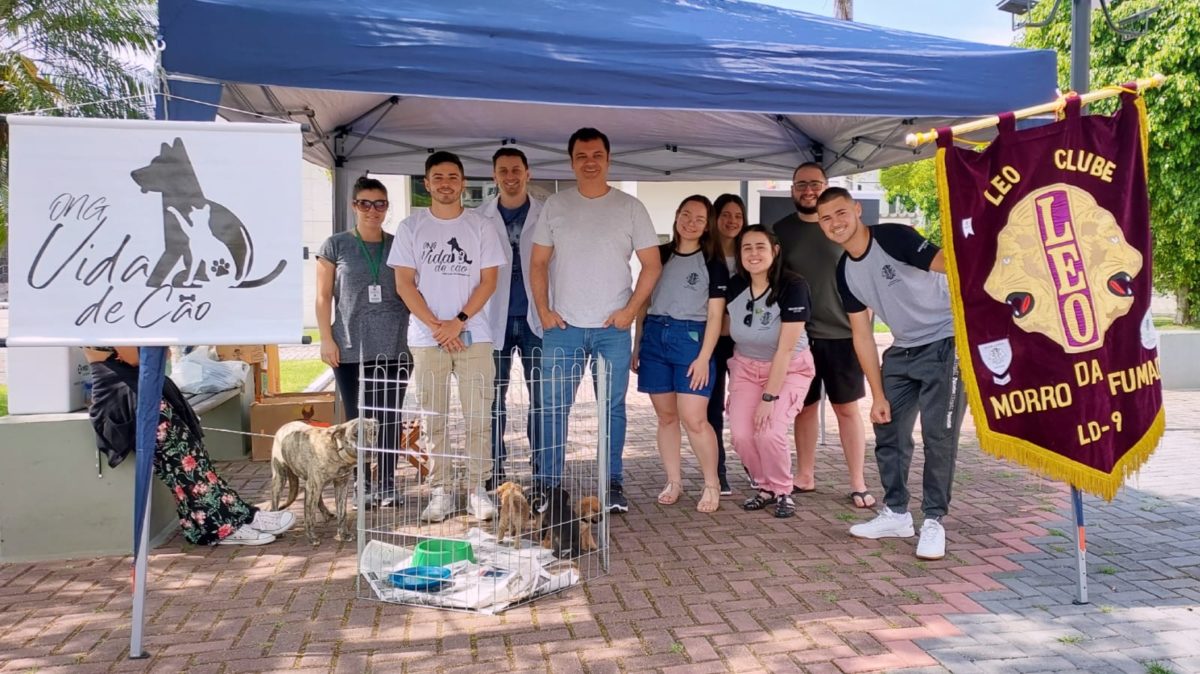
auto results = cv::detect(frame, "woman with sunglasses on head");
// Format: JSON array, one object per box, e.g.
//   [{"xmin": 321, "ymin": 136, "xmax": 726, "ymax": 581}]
[
  {"xmin": 315, "ymin": 176, "xmax": 411, "ymax": 508},
  {"xmin": 725, "ymin": 225, "xmax": 816, "ymax": 518},
  {"xmin": 706, "ymin": 193, "xmax": 745, "ymax": 495},
  {"xmin": 632, "ymin": 195, "xmax": 728, "ymax": 513}
]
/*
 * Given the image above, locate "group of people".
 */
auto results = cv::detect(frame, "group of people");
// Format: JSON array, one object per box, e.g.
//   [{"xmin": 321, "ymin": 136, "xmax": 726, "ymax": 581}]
[{"xmin": 314, "ymin": 126, "xmax": 965, "ymax": 560}]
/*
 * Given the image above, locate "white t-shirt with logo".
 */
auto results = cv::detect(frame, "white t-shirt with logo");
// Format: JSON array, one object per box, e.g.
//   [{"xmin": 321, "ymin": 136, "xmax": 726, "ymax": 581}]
[{"xmin": 387, "ymin": 209, "xmax": 507, "ymax": 348}]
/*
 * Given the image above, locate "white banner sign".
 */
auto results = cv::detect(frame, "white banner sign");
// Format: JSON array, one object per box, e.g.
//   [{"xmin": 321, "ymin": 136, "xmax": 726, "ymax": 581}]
[{"xmin": 7, "ymin": 116, "xmax": 302, "ymax": 346}]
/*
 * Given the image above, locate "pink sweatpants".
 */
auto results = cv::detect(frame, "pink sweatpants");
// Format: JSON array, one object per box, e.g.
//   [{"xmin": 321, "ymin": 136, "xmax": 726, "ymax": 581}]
[{"xmin": 727, "ymin": 350, "xmax": 816, "ymax": 497}]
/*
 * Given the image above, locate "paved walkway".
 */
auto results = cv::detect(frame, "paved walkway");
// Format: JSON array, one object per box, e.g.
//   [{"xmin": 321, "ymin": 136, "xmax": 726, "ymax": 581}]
[{"xmin": 0, "ymin": 381, "xmax": 1196, "ymax": 672}]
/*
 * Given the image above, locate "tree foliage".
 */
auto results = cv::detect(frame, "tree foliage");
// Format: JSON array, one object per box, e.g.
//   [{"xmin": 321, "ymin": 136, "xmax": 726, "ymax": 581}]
[
  {"xmin": 879, "ymin": 158, "xmax": 942, "ymax": 245},
  {"xmin": 0, "ymin": 0, "xmax": 155, "ymax": 249},
  {"xmin": 1020, "ymin": 0, "xmax": 1200, "ymax": 322}
]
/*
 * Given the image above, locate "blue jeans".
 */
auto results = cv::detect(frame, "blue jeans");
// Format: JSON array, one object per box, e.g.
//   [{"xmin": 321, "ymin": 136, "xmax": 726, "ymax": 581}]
[
  {"xmin": 491, "ymin": 315, "xmax": 543, "ymax": 477},
  {"xmin": 536, "ymin": 324, "xmax": 632, "ymax": 488}
]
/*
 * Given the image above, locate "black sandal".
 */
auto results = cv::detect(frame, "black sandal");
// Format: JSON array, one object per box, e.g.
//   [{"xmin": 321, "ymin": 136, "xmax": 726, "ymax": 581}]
[
  {"xmin": 742, "ymin": 491, "xmax": 777, "ymax": 511},
  {"xmin": 774, "ymin": 494, "xmax": 796, "ymax": 518}
]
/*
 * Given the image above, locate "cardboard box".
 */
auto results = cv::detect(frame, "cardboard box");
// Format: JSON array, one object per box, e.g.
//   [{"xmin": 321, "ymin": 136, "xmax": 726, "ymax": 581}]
[
  {"xmin": 249, "ymin": 392, "xmax": 337, "ymax": 461},
  {"xmin": 216, "ymin": 345, "xmax": 267, "ymax": 365}
]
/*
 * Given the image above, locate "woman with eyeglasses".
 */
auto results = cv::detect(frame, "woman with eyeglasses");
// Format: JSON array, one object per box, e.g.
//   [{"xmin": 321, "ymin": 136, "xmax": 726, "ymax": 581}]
[
  {"xmin": 315, "ymin": 176, "xmax": 411, "ymax": 508},
  {"xmin": 706, "ymin": 193, "xmax": 745, "ymax": 495},
  {"xmin": 632, "ymin": 195, "xmax": 728, "ymax": 513},
  {"xmin": 725, "ymin": 225, "xmax": 815, "ymax": 518}
]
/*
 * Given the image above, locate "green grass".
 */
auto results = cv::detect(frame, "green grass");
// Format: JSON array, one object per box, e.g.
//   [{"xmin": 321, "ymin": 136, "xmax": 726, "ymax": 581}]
[
  {"xmin": 1144, "ymin": 662, "xmax": 1177, "ymax": 674},
  {"xmin": 303, "ymin": 328, "xmax": 321, "ymax": 344},
  {"xmin": 0, "ymin": 384, "xmax": 7, "ymax": 417},
  {"xmin": 279, "ymin": 359, "xmax": 330, "ymax": 393},
  {"xmin": 873, "ymin": 320, "xmax": 891, "ymax": 333},
  {"xmin": 1152, "ymin": 316, "xmax": 1200, "ymax": 331},
  {"xmin": 1057, "ymin": 634, "xmax": 1084, "ymax": 644},
  {"xmin": 1099, "ymin": 565, "xmax": 1118, "ymax": 575}
]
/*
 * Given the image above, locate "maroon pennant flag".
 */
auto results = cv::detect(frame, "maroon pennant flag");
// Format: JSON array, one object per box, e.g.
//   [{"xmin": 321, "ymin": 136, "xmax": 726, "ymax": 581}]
[{"xmin": 936, "ymin": 92, "xmax": 1164, "ymax": 500}]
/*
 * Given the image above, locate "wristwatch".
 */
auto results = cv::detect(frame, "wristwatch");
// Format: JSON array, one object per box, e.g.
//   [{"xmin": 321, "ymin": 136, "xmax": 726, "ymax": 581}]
[
  {"xmin": 456, "ymin": 311, "xmax": 469, "ymax": 322},
  {"xmin": 761, "ymin": 393, "xmax": 780, "ymax": 402}
]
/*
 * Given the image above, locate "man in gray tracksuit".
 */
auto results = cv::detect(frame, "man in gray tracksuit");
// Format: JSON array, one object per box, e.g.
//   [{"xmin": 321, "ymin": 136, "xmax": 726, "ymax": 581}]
[{"xmin": 816, "ymin": 187, "xmax": 965, "ymax": 561}]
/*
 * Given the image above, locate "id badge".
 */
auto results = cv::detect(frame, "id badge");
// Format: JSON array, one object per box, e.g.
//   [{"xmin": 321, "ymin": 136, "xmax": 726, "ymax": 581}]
[{"xmin": 367, "ymin": 284, "xmax": 382, "ymax": 303}]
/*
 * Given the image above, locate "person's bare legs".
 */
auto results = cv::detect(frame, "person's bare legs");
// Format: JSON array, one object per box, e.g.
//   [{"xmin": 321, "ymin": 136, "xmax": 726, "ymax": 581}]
[
  {"xmin": 793, "ymin": 400, "xmax": 871, "ymax": 498},
  {"xmin": 677, "ymin": 393, "xmax": 720, "ymax": 512},
  {"xmin": 650, "ymin": 393, "xmax": 683, "ymax": 504},
  {"xmin": 793, "ymin": 404, "xmax": 819, "ymax": 490}
]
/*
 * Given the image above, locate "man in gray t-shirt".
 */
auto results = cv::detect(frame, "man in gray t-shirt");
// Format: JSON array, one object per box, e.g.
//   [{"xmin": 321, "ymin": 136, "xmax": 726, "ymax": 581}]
[
  {"xmin": 529, "ymin": 127, "xmax": 662, "ymax": 513},
  {"xmin": 817, "ymin": 187, "xmax": 965, "ymax": 563}
]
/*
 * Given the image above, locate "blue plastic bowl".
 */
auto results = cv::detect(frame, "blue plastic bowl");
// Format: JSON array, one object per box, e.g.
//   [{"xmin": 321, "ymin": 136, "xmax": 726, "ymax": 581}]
[{"xmin": 390, "ymin": 566, "xmax": 452, "ymax": 592}]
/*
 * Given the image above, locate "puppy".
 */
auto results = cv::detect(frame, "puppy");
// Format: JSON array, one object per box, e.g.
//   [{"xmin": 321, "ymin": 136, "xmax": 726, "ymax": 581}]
[
  {"xmin": 399, "ymin": 421, "xmax": 431, "ymax": 482},
  {"xmin": 495, "ymin": 481, "xmax": 531, "ymax": 546},
  {"xmin": 539, "ymin": 486, "xmax": 580, "ymax": 559},
  {"xmin": 270, "ymin": 417, "xmax": 378, "ymax": 546},
  {"xmin": 577, "ymin": 496, "xmax": 603, "ymax": 552}
]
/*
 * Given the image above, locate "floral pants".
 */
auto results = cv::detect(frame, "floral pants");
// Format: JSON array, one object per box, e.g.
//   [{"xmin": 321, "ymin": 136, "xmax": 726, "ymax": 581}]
[{"xmin": 156, "ymin": 402, "xmax": 255, "ymax": 545}]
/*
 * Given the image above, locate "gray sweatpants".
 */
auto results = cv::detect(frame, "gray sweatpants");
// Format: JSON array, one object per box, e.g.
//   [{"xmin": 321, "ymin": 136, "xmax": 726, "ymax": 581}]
[{"xmin": 874, "ymin": 336, "xmax": 965, "ymax": 519}]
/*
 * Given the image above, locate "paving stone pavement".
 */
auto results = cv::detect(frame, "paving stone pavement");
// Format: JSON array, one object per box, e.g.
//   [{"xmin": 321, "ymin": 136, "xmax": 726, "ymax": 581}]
[
  {"xmin": 917, "ymin": 389, "xmax": 1200, "ymax": 674},
  {"xmin": 1, "ymin": 369, "xmax": 1196, "ymax": 672}
]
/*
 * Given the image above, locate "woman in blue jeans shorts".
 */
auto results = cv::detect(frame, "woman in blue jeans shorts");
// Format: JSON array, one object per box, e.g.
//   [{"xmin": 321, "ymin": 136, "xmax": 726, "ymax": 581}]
[{"xmin": 632, "ymin": 195, "xmax": 729, "ymax": 513}]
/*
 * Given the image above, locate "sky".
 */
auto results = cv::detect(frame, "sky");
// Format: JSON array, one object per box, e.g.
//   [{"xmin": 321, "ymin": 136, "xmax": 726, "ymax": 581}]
[{"xmin": 755, "ymin": 0, "xmax": 1021, "ymax": 46}]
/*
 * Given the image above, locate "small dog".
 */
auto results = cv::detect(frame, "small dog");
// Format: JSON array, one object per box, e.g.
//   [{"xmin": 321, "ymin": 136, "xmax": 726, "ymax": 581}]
[
  {"xmin": 495, "ymin": 481, "xmax": 531, "ymax": 546},
  {"xmin": 270, "ymin": 417, "xmax": 378, "ymax": 546},
  {"xmin": 577, "ymin": 496, "xmax": 603, "ymax": 552},
  {"xmin": 399, "ymin": 421, "xmax": 431, "ymax": 482},
  {"xmin": 539, "ymin": 486, "xmax": 580, "ymax": 559}
]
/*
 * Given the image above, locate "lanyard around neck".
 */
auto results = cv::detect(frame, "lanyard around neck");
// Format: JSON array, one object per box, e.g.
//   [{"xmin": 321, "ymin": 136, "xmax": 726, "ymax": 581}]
[{"xmin": 353, "ymin": 228, "xmax": 383, "ymax": 284}]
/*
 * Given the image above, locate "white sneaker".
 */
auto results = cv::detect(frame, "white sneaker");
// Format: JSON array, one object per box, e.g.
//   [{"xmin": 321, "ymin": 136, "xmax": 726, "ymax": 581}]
[
  {"xmin": 467, "ymin": 486, "xmax": 496, "ymax": 521},
  {"xmin": 421, "ymin": 487, "xmax": 454, "ymax": 523},
  {"xmin": 249, "ymin": 510, "xmax": 295, "ymax": 536},
  {"xmin": 916, "ymin": 518, "xmax": 946, "ymax": 560},
  {"xmin": 218, "ymin": 524, "xmax": 276, "ymax": 546},
  {"xmin": 849, "ymin": 506, "xmax": 915, "ymax": 539}
]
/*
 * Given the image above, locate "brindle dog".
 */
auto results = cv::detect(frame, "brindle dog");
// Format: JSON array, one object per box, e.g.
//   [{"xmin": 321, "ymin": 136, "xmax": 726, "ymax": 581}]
[{"xmin": 270, "ymin": 417, "xmax": 377, "ymax": 546}]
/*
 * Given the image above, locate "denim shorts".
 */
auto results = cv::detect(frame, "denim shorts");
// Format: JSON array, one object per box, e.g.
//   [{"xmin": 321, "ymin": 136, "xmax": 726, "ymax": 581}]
[{"xmin": 636, "ymin": 315, "xmax": 715, "ymax": 397}]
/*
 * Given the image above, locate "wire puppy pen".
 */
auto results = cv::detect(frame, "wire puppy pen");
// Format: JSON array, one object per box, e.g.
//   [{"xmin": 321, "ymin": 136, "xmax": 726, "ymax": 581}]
[{"xmin": 354, "ymin": 348, "xmax": 611, "ymax": 613}]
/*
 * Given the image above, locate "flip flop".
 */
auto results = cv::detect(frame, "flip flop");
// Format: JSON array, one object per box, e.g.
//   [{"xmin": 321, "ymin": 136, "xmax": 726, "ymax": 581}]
[
  {"xmin": 791, "ymin": 485, "xmax": 816, "ymax": 495},
  {"xmin": 849, "ymin": 491, "xmax": 877, "ymax": 509}
]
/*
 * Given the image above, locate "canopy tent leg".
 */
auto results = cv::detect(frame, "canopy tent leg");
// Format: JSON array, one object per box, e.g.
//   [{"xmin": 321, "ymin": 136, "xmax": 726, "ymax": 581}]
[
  {"xmin": 1071, "ymin": 486, "xmax": 1089, "ymax": 604},
  {"xmin": 332, "ymin": 162, "xmax": 358, "ymax": 234},
  {"xmin": 129, "ymin": 346, "xmax": 167, "ymax": 659}
]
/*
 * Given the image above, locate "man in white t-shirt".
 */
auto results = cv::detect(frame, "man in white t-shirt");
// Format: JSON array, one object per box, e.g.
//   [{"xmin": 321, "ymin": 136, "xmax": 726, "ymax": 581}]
[
  {"xmin": 530, "ymin": 127, "xmax": 662, "ymax": 513},
  {"xmin": 389, "ymin": 151, "xmax": 507, "ymax": 523}
]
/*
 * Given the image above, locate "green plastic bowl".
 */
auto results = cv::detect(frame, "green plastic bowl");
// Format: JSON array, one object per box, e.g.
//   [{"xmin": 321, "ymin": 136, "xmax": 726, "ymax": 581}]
[{"xmin": 412, "ymin": 539, "xmax": 475, "ymax": 567}]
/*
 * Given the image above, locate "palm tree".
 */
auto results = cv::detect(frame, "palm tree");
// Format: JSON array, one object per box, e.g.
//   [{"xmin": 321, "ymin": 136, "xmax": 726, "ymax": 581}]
[{"xmin": 0, "ymin": 0, "xmax": 154, "ymax": 267}]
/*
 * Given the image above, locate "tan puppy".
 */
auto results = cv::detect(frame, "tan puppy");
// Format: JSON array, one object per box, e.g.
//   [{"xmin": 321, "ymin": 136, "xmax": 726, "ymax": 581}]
[
  {"xmin": 270, "ymin": 417, "xmax": 377, "ymax": 546},
  {"xmin": 496, "ymin": 481, "xmax": 531, "ymax": 546},
  {"xmin": 577, "ymin": 496, "xmax": 603, "ymax": 552}
]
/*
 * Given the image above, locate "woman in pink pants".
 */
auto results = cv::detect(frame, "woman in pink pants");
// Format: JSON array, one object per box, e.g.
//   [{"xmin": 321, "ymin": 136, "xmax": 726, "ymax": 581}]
[{"xmin": 724, "ymin": 226, "xmax": 816, "ymax": 518}]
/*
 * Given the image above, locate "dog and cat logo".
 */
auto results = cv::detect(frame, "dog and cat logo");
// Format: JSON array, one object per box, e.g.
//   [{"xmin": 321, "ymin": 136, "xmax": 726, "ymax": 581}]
[
  {"xmin": 27, "ymin": 136, "xmax": 287, "ymax": 329},
  {"xmin": 420, "ymin": 236, "xmax": 473, "ymax": 275}
]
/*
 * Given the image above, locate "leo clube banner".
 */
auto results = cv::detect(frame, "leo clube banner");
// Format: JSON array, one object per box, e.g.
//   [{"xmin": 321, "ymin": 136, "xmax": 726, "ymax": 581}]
[
  {"xmin": 6, "ymin": 116, "xmax": 302, "ymax": 346},
  {"xmin": 935, "ymin": 91, "xmax": 1164, "ymax": 501}
]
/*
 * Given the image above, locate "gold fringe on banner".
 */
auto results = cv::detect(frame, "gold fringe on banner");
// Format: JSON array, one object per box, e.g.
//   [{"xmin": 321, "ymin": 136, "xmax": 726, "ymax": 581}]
[{"xmin": 934, "ymin": 98, "xmax": 1163, "ymax": 501}]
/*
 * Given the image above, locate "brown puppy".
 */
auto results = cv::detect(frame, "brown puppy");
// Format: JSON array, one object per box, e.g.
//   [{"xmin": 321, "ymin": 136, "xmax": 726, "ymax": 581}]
[
  {"xmin": 270, "ymin": 417, "xmax": 378, "ymax": 546},
  {"xmin": 577, "ymin": 496, "xmax": 603, "ymax": 552},
  {"xmin": 496, "ymin": 481, "xmax": 531, "ymax": 546},
  {"xmin": 400, "ymin": 421, "xmax": 431, "ymax": 482}
]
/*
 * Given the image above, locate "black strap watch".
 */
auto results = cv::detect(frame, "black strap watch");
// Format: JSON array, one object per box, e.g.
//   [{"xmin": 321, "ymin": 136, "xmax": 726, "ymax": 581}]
[
  {"xmin": 456, "ymin": 311, "xmax": 469, "ymax": 322},
  {"xmin": 761, "ymin": 393, "xmax": 779, "ymax": 402}
]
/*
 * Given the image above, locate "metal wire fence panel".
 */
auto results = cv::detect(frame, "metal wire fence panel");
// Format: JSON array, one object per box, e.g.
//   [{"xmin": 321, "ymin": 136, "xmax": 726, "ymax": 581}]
[{"xmin": 353, "ymin": 347, "xmax": 608, "ymax": 613}]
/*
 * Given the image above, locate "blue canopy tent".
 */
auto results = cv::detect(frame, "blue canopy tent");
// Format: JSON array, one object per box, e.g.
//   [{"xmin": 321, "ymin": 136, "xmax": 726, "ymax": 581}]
[
  {"xmin": 130, "ymin": 0, "xmax": 1057, "ymax": 656},
  {"xmin": 158, "ymin": 0, "xmax": 1057, "ymax": 225}
]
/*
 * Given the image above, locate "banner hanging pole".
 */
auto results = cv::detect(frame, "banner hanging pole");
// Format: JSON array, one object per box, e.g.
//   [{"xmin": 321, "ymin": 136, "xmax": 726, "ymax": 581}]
[
  {"xmin": 905, "ymin": 73, "xmax": 1165, "ymax": 148},
  {"xmin": 1067, "ymin": 0, "xmax": 1092, "ymax": 607}
]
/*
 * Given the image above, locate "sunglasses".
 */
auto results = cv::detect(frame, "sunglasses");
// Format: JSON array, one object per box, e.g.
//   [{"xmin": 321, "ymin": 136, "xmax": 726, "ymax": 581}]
[
  {"xmin": 792, "ymin": 181, "xmax": 826, "ymax": 192},
  {"xmin": 744, "ymin": 298, "xmax": 755, "ymax": 327},
  {"xmin": 353, "ymin": 199, "xmax": 389, "ymax": 212}
]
